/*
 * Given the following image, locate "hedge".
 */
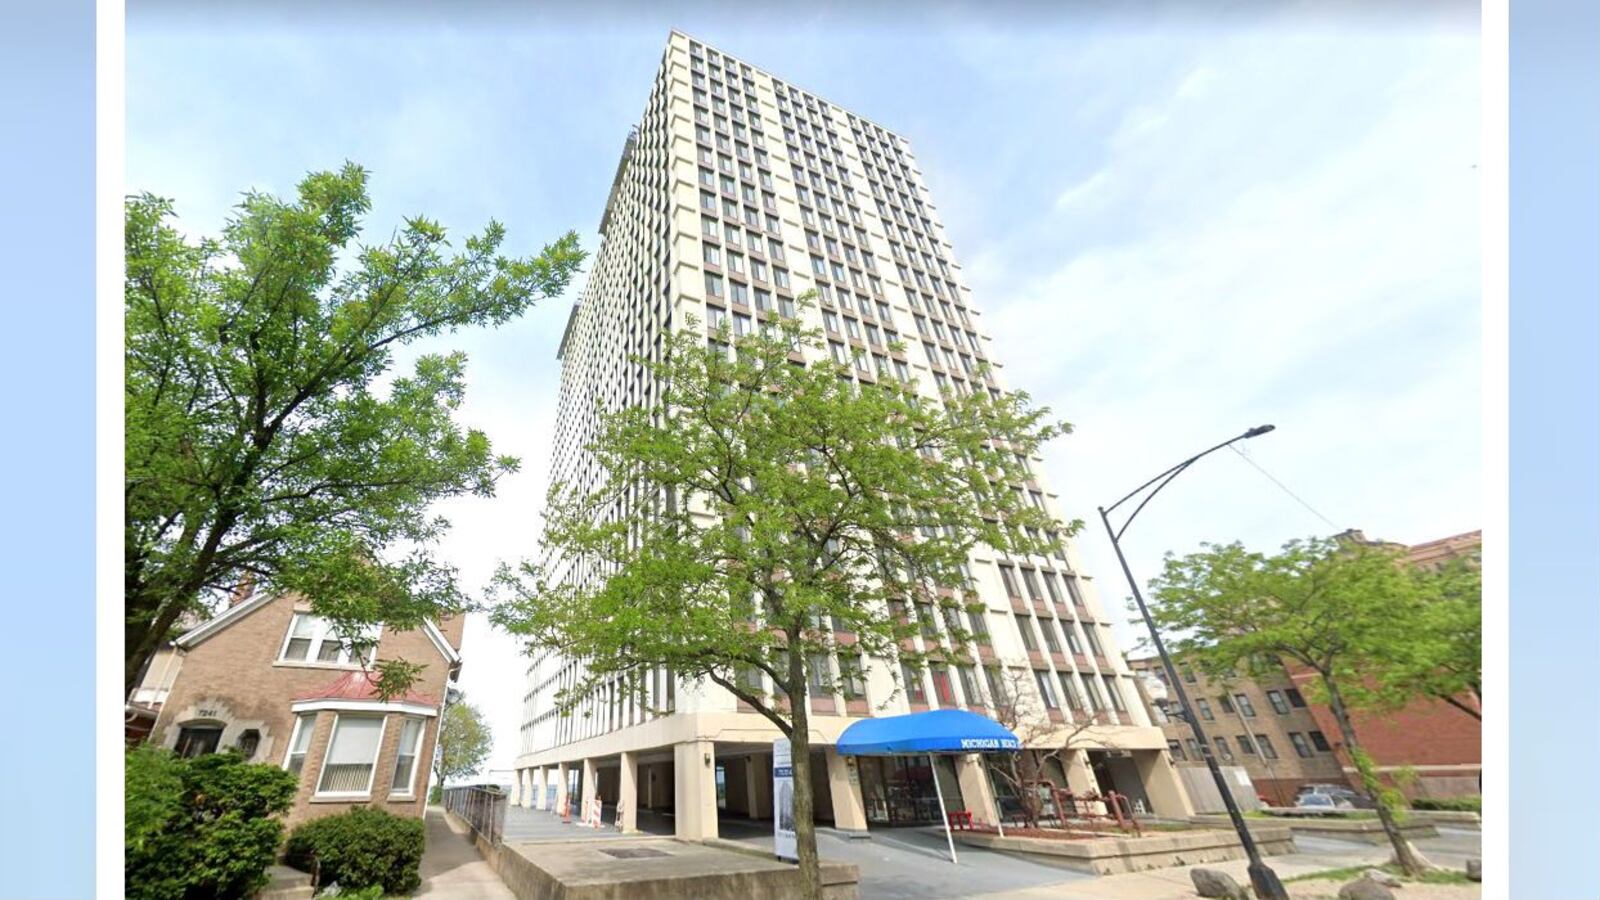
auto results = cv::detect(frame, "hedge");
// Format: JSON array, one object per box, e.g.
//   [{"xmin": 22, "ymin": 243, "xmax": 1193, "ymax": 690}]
[
  {"xmin": 285, "ymin": 806, "xmax": 426, "ymax": 895},
  {"xmin": 1411, "ymin": 795, "xmax": 1482, "ymax": 813},
  {"xmin": 125, "ymin": 747, "xmax": 299, "ymax": 899}
]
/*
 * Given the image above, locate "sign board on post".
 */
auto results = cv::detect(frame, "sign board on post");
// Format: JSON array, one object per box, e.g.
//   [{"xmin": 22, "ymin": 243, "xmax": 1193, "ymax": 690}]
[{"xmin": 773, "ymin": 738, "xmax": 797, "ymax": 862}]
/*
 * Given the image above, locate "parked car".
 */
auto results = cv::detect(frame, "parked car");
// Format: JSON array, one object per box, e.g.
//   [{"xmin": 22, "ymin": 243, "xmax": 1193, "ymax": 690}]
[{"xmin": 1294, "ymin": 784, "xmax": 1374, "ymax": 809}]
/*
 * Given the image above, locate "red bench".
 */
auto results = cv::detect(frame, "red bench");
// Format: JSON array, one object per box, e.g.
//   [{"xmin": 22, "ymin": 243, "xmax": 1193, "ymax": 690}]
[{"xmin": 946, "ymin": 810, "xmax": 974, "ymax": 830}]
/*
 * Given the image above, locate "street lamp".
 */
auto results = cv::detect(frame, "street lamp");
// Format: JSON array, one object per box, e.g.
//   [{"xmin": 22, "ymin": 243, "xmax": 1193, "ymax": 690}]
[{"xmin": 1097, "ymin": 424, "xmax": 1287, "ymax": 900}]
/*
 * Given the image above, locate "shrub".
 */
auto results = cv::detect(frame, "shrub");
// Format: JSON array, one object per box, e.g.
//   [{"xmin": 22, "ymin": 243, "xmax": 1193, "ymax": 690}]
[
  {"xmin": 125, "ymin": 747, "xmax": 299, "ymax": 899},
  {"xmin": 285, "ymin": 806, "xmax": 426, "ymax": 895},
  {"xmin": 1411, "ymin": 795, "xmax": 1481, "ymax": 813}
]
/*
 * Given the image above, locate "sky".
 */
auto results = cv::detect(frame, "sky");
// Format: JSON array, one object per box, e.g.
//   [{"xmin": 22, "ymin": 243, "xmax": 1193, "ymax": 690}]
[{"xmin": 127, "ymin": 0, "xmax": 1481, "ymax": 775}]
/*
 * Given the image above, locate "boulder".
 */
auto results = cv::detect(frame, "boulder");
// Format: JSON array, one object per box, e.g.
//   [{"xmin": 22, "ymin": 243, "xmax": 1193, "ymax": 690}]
[
  {"xmin": 1337, "ymin": 877, "xmax": 1395, "ymax": 900},
  {"xmin": 1363, "ymin": 868, "xmax": 1403, "ymax": 887},
  {"xmin": 1466, "ymin": 857, "xmax": 1482, "ymax": 881},
  {"xmin": 1191, "ymin": 867, "xmax": 1250, "ymax": 899}
]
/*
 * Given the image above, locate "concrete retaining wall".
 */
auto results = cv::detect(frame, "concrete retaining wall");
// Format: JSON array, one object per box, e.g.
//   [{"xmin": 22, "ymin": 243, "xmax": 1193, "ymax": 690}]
[
  {"xmin": 1191, "ymin": 813, "xmax": 1438, "ymax": 844},
  {"xmin": 955, "ymin": 826, "xmax": 1296, "ymax": 875}
]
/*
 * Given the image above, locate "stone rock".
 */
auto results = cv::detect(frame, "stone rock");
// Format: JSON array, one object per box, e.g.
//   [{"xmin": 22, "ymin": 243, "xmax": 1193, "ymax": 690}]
[
  {"xmin": 1363, "ymin": 868, "xmax": 1403, "ymax": 887},
  {"xmin": 1466, "ymin": 857, "xmax": 1482, "ymax": 881},
  {"xmin": 1337, "ymin": 877, "xmax": 1396, "ymax": 900},
  {"xmin": 1190, "ymin": 867, "xmax": 1249, "ymax": 900}
]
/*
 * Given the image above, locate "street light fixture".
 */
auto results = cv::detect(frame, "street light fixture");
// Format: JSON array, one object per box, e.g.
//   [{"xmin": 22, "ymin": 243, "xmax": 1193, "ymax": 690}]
[{"xmin": 1097, "ymin": 424, "xmax": 1287, "ymax": 900}]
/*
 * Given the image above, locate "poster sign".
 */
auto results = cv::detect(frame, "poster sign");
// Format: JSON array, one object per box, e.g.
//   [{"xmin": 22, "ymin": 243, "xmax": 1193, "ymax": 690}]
[{"xmin": 773, "ymin": 738, "xmax": 797, "ymax": 862}]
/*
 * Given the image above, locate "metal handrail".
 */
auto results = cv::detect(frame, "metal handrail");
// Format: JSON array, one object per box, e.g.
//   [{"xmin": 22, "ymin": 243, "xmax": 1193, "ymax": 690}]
[{"xmin": 442, "ymin": 785, "xmax": 507, "ymax": 846}]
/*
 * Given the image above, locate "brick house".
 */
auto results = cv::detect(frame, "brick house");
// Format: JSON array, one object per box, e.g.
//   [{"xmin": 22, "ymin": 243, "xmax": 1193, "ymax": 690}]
[{"xmin": 147, "ymin": 589, "xmax": 463, "ymax": 827}]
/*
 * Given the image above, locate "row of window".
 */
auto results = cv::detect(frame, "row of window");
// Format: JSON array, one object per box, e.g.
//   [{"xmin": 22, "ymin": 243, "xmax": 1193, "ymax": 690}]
[
  {"xmin": 1167, "ymin": 728, "xmax": 1332, "ymax": 762},
  {"xmin": 282, "ymin": 712, "xmax": 426, "ymax": 799},
  {"xmin": 1187, "ymin": 687, "xmax": 1307, "ymax": 721}
]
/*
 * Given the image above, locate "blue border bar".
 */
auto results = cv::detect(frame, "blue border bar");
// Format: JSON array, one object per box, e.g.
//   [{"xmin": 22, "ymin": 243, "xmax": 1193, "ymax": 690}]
[
  {"xmin": 1510, "ymin": 0, "xmax": 1600, "ymax": 894},
  {"xmin": 0, "ymin": 1, "xmax": 97, "ymax": 896}
]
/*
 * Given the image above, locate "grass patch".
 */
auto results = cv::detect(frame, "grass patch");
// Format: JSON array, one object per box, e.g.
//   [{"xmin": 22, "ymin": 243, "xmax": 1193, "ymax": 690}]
[{"xmin": 1286, "ymin": 864, "xmax": 1473, "ymax": 885}]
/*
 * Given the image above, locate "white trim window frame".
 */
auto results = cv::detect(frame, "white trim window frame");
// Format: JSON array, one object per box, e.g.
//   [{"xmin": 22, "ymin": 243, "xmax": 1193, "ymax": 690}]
[
  {"xmin": 390, "ymin": 717, "xmax": 426, "ymax": 799},
  {"xmin": 282, "ymin": 712, "xmax": 317, "ymax": 776},
  {"xmin": 315, "ymin": 714, "xmax": 388, "ymax": 799},
  {"xmin": 277, "ymin": 612, "xmax": 381, "ymax": 667}
]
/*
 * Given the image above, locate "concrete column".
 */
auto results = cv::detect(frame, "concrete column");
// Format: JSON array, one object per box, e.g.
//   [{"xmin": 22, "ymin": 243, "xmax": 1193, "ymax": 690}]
[
  {"xmin": 619, "ymin": 750, "xmax": 639, "ymax": 833},
  {"xmin": 532, "ymin": 768, "xmax": 547, "ymax": 810},
  {"xmin": 581, "ymin": 757, "xmax": 599, "ymax": 823},
  {"xmin": 555, "ymin": 762, "xmax": 570, "ymax": 817},
  {"xmin": 825, "ymin": 749, "xmax": 868, "ymax": 833},
  {"xmin": 509, "ymin": 768, "xmax": 523, "ymax": 807},
  {"xmin": 1064, "ymin": 751, "xmax": 1107, "ymax": 816},
  {"xmin": 1135, "ymin": 749, "xmax": 1195, "ymax": 818},
  {"xmin": 673, "ymin": 740, "xmax": 719, "ymax": 840},
  {"xmin": 956, "ymin": 754, "xmax": 1001, "ymax": 828}
]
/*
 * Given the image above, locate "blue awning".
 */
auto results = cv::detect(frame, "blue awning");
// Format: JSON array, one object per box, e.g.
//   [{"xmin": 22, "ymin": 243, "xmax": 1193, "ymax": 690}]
[{"xmin": 835, "ymin": 709, "xmax": 1021, "ymax": 756}]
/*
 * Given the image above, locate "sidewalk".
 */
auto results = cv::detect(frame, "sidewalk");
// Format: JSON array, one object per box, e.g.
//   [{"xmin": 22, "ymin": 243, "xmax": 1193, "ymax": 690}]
[
  {"xmin": 974, "ymin": 845, "xmax": 1416, "ymax": 899},
  {"xmin": 412, "ymin": 806, "xmax": 515, "ymax": 899}
]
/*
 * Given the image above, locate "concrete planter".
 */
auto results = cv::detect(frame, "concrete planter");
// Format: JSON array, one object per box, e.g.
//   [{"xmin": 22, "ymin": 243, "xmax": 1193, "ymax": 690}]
[
  {"xmin": 1191, "ymin": 813, "xmax": 1438, "ymax": 844},
  {"xmin": 1407, "ymin": 809, "xmax": 1481, "ymax": 828},
  {"xmin": 953, "ymin": 826, "xmax": 1296, "ymax": 876}
]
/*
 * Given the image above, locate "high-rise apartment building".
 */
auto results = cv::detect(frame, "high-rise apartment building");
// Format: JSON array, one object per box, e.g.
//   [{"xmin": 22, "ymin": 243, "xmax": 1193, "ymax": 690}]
[{"xmin": 508, "ymin": 31, "xmax": 1192, "ymax": 838}]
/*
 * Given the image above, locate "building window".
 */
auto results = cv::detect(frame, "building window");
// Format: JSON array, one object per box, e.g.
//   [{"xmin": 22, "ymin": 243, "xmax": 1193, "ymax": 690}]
[
  {"xmin": 1308, "ymin": 730, "xmax": 1332, "ymax": 752},
  {"xmin": 1285, "ymin": 688, "xmax": 1307, "ymax": 708},
  {"xmin": 998, "ymin": 564, "xmax": 1022, "ymax": 597},
  {"xmin": 317, "ymin": 715, "xmax": 386, "ymax": 796},
  {"xmin": 1217, "ymin": 694, "xmax": 1234, "ymax": 714},
  {"xmin": 1013, "ymin": 615, "xmax": 1038, "ymax": 651},
  {"xmin": 1180, "ymin": 666, "xmax": 1197, "ymax": 684},
  {"xmin": 957, "ymin": 665, "xmax": 981, "ymax": 706},
  {"xmin": 236, "ymin": 728, "xmax": 261, "ymax": 760},
  {"xmin": 391, "ymin": 717, "xmax": 425, "ymax": 796},
  {"xmin": 1021, "ymin": 568, "xmax": 1044, "ymax": 600},
  {"xmin": 1102, "ymin": 675, "xmax": 1127, "ymax": 713},
  {"xmin": 839, "ymin": 654, "xmax": 867, "ymax": 700},
  {"xmin": 1168, "ymin": 739, "xmax": 1186, "ymax": 761},
  {"xmin": 1079, "ymin": 673, "xmax": 1104, "ymax": 711},
  {"xmin": 279, "ymin": 614, "xmax": 378, "ymax": 666},
  {"xmin": 1234, "ymin": 694, "xmax": 1257, "ymax": 717},
  {"xmin": 1034, "ymin": 670, "xmax": 1058, "ymax": 709},
  {"xmin": 1288, "ymin": 732, "xmax": 1315, "ymax": 758},
  {"xmin": 1059, "ymin": 673, "xmax": 1084, "ymax": 712},
  {"xmin": 930, "ymin": 665, "xmax": 956, "ymax": 706},
  {"xmin": 1266, "ymin": 689, "xmax": 1291, "ymax": 715},
  {"xmin": 966, "ymin": 609, "xmax": 990, "ymax": 644},
  {"xmin": 1236, "ymin": 734, "xmax": 1256, "ymax": 755},
  {"xmin": 1081, "ymin": 625, "xmax": 1104, "ymax": 658},
  {"xmin": 1195, "ymin": 699, "xmax": 1214, "ymax": 721},
  {"xmin": 900, "ymin": 663, "xmax": 928, "ymax": 704},
  {"xmin": 285, "ymin": 713, "xmax": 316, "ymax": 775},
  {"xmin": 983, "ymin": 666, "xmax": 1008, "ymax": 707},
  {"xmin": 1186, "ymin": 738, "xmax": 1203, "ymax": 758},
  {"xmin": 1214, "ymin": 736, "xmax": 1233, "ymax": 760},
  {"xmin": 175, "ymin": 724, "xmax": 222, "ymax": 758},
  {"xmin": 1255, "ymin": 734, "xmax": 1279, "ymax": 759}
]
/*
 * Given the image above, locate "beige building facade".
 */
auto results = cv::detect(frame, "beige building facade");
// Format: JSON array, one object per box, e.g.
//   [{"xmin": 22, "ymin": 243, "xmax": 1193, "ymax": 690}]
[
  {"xmin": 1126, "ymin": 655, "xmax": 1346, "ymax": 807},
  {"xmin": 509, "ymin": 31, "xmax": 1193, "ymax": 838},
  {"xmin": 146, "ymin": 591, "xmax": 463, "ymax": 827}
]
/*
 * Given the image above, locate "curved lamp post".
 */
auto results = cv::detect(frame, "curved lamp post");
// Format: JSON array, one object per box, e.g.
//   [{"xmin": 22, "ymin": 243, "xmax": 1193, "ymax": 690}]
[{"xmin": 1097, "ymin": 424, "xmax": 1287, "ymax": 900}]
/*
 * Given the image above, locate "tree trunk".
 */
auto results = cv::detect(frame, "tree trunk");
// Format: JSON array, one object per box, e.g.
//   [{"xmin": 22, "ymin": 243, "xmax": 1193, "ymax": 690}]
[
  {"xmin": 1321, "ymin": 674, "xmax": 1426, "ymax": 875},
  {"xmin": 787, "ymin": 643, "xmax": 823, "ymax": 900}
]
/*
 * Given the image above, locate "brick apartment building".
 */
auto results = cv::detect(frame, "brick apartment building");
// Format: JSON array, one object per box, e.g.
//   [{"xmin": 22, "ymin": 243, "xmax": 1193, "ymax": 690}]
[
  {"xmin": 1126, "ymin": 655, "xmax": 1346, "ymax": 806},
  {"xmin": 137, "ymin": 589, "xmax": 464, "ymax": 827},
  {"xmin": 1128, "ymin": 529, "xmax": 1482, "ymax": 805}
]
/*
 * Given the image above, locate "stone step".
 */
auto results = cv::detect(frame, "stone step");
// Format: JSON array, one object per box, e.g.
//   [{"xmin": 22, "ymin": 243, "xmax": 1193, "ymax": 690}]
[{"xmin": 256, "ymin": 864, "xmax": 314, "ymax": 900}]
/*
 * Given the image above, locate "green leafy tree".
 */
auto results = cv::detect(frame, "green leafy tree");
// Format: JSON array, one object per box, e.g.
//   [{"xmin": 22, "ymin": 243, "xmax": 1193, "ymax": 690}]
[
  {"xmin": 494, "ymin": 304, "xmax": 1069, "ymax": 898},
  {"xmin": 1146, "ymin": 537, "xmax": 1444, "ymax": 875},
  {"xmin": 1373, "ymin": 558, "xmax": 1482, "ymax": 720},
  {"xmin": 124, "ymin": 163, "xmax": 584, "ymax": 694},
  {"xmin": 435, "ymin": 698, "xmax": 494, "ymax": 787}
]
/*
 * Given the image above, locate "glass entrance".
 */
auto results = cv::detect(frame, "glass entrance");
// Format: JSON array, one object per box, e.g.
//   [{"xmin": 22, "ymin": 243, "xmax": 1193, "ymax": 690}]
[{"xmin": 856, "ymin": 756, "xmax": 965, "ymax": 826}]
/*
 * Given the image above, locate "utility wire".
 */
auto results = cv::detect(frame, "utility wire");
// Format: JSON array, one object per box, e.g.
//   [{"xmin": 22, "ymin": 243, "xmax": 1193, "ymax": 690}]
[{"xmin": 1227, "ymin": 444, "xmax": 1339, "ymax": 530}]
